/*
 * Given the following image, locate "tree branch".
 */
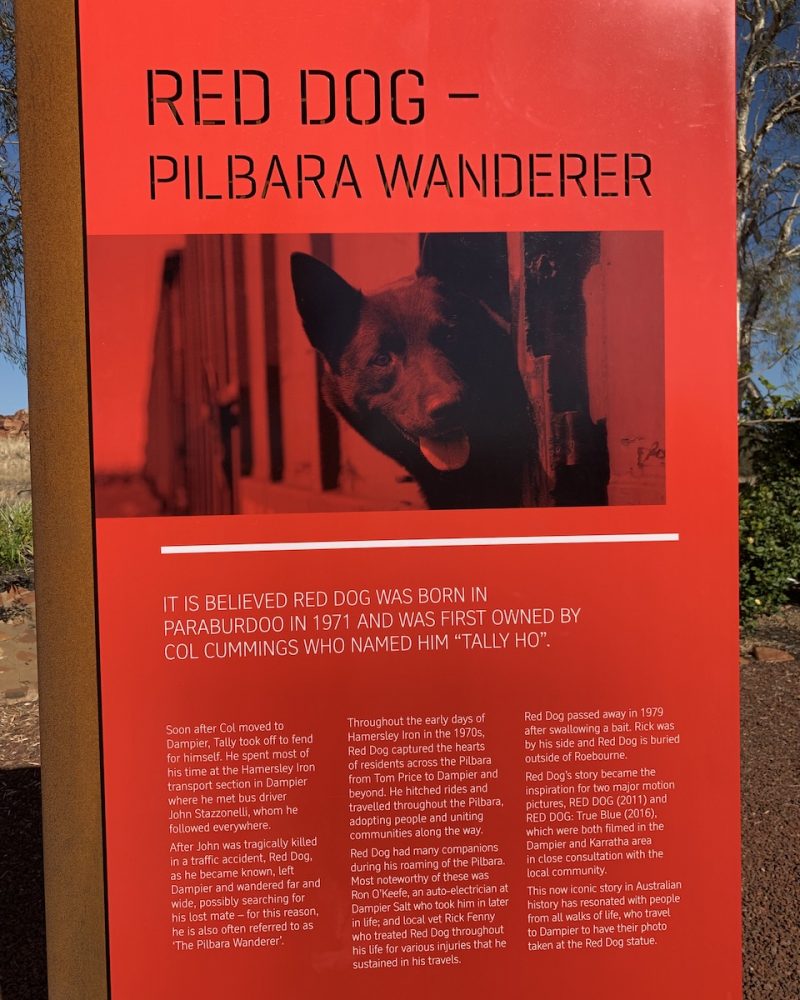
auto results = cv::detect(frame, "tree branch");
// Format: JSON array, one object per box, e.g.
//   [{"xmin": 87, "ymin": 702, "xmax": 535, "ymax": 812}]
[{"xmin": 739, "ymin": 417, "xmax": 800, "ymax": 424}]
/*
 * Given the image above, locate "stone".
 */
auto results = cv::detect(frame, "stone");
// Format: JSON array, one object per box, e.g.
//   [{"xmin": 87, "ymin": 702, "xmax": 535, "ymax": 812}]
[{"xmin": 752, "ymin": 645, "xmax": 794, "ymax": 663}]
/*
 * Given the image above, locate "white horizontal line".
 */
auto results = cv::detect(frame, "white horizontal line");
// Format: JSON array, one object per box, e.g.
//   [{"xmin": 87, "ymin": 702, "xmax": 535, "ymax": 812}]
[{"xmin": 161, "ymin": 532, "xmax": 679, "ymax": 555}]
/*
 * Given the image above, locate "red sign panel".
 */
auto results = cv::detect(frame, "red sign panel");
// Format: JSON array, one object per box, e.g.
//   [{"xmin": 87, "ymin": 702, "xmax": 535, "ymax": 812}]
[{"xmin": 77, "ymin": 2, "xmax": 740, "ymax": 997}]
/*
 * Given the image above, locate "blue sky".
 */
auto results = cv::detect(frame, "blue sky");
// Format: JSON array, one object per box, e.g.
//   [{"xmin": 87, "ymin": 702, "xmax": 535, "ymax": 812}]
[{"xmin": 0, "ymin": 352, "xmax": 27, "ymax": 412}]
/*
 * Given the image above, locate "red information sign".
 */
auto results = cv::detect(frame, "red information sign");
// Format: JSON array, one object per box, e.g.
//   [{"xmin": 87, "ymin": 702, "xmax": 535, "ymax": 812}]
[{"xmin": 76, "ymin": 2, "xmax": 740, "ymax": 997}]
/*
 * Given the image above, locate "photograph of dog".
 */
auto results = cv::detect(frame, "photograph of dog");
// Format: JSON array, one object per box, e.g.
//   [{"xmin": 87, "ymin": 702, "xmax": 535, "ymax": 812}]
[
  {"xmin": 88, "ymin": 230, "xmax": 664, "ymax": 517},
  {"xmin": 289, "ymin": 249, "xmax": 534, "ymax": 510}
]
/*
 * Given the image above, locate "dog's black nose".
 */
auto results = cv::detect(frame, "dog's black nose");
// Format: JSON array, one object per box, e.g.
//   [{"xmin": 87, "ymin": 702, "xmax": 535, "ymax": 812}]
[{"xmin": 426, "ymin": 396, "xmax": 462, "ymax": 426}]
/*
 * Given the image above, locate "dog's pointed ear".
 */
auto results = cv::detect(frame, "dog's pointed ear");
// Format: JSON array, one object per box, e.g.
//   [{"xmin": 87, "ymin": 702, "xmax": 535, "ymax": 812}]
[
  {"xmin": 417, "ymin": 234, "xmax": 436, "ymax": 277},
  {"xmin": 290, "ymin": 253, "xmax": 363, "ymax": 365}
]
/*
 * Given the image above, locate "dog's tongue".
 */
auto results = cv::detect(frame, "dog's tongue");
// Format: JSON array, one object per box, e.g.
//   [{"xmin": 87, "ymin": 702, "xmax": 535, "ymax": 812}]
[{"xmin": 419, "ymin": 433, "xmax": 471, "ymax": 472}]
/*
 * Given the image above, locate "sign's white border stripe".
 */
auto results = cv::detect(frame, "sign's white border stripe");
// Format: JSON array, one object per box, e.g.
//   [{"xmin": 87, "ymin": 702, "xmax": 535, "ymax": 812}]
[{"xmin": 161, "ymin": 532, "xmax": 679, "ymax": 555}]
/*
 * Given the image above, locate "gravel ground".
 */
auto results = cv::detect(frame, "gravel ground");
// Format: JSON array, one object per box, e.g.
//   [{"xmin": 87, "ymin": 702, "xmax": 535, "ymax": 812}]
[
  {"xmin": 0, "ymin": 603, "xmax": 797, "ymax": 999},
  {"xmin": 740, "ymin": 608, "xmax": 800, "ymax": 1000}
]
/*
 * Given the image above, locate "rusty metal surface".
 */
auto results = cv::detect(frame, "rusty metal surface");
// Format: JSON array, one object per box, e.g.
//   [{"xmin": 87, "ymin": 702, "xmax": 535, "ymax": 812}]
[{"xmin": 15, "ymin": 0, "xmax": 108, "ymax": 996}]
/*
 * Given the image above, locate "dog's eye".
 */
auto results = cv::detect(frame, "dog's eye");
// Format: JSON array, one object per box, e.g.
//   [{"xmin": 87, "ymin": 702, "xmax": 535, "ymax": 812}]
[{"xmin": 370, "ymin": 352, "xmax": 392, "ymax": 368}]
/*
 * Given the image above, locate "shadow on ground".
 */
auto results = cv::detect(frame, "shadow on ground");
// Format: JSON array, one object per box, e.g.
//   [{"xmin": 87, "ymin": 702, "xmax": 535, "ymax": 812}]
[{"xmin": 0, "ymin": 768, "xmax": 47, "ymax": 1000}]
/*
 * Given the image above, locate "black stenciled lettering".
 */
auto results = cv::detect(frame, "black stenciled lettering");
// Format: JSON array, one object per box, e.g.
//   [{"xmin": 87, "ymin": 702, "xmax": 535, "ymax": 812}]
[
  {"xmin": 459, "ymin": 154, "xmax": 487, "ymax": 196},
  {"xmin": 530, "ymin": 152, "xmax": 554, "ymax": 198},
  {"xmin": 300, "ymin": 70, "xmax": 336, "ymax": 125},
  {"xmin": 333, "ymin": 155, "xmax": 362, "ymax": 198},
  {"xmin": 593, "ymin": 152, "xmax": 619, "ymax": 197},
  {"xmin": 234, "ymin": 70, "xmax": 270, "ymax": 125},
  {"xmin": 494, "ymin": 153, "xmax": 522, "ymax": 198},
  {"xmin": 260, "ymin": 156, "xmax": 292, "ymax": 198},
  {"xmin": 626, "ymin": 153, "xmax": 652, "ymax": 196},
  {"xmin": 298, "ymin": 155, "xmax": 326, "ymax": 198},
  {"xmin": 391, "ymin": 69, "xmax": 425, "ymax": 124},
  {"xmin": 229, "ymin": 156, "xmax": 257, "ymax": 199},
  {"xmin": 375, "ymin": 153, "xmax": 424, "ymax": 197},
  {"xmin": 149, "ymin": 155, "xmax": 178, "ymax": 199},
  {"xmin": 147, "ymin": 70, "xmax": 183, "ymax": 125},
  {"xmin": 423, "ymin": 154, "xmax": 452, "ymax": 197},
  {"xmin": 192, "ymin": 69, "xmax": 225, "ymax": 126},
  {"xmin": 149, "ymin": 68, "xmax": 270, "ymax": 128},
  {"xmin": 346, "ymin": 69, "xmax": 381, "ymax": 125},
  {"xmin": 560, "ymin": 153, "xmax": 587, "ymax": 196},
  {"xmin": 300, "ymin": 68, "xmax": 425, "ymax": 125}
]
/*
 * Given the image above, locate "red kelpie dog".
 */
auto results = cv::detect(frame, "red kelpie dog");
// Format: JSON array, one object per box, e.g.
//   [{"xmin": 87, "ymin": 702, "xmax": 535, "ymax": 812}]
[{"xmin": 290, "ymin": 251, "xmax": 534, "ymax": 509}]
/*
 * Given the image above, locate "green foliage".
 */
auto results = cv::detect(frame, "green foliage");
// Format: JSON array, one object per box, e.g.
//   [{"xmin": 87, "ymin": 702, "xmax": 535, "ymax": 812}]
[
  {"xmin": 0, "ymin": 498, "xmax": 32, "ymax": 573},
  {"xmin": 739, "ymin": 389, "xmax": 800, "ymax": 623}
]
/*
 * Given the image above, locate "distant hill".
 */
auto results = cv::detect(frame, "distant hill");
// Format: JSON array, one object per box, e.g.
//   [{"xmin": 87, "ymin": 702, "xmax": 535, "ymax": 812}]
[
  {"xmin": 0, "ymin": 410, "xmax": 28, "ymax": 438},
  {"xmin": 0, "ymin": 411, "xmax": 30, "ymax": 504}
]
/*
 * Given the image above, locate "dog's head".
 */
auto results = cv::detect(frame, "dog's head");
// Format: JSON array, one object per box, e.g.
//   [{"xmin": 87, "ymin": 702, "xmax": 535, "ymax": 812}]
[{"xmin": 290, "ymin": 252, "xmax": 513, "ymax": 473}]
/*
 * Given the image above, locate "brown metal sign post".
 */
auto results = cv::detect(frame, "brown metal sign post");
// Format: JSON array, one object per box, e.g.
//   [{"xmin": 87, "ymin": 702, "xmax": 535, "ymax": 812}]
[{"xmin": 17, "ymin": 2, "xmax": 107, "ymax": 996}]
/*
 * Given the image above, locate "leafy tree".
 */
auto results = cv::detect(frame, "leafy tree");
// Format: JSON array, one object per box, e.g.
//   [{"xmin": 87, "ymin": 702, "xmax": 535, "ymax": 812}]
[
  {"xmin": 739, "ymin": 388, "xmax": 800, "ymax": 621},
  {"xmin": 0, "ymin": 0, "xmax": 23, "ymax": 372},
  {"xmin": 737, "ymin": 1, "xmax": 800, "ymax": 396}
]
